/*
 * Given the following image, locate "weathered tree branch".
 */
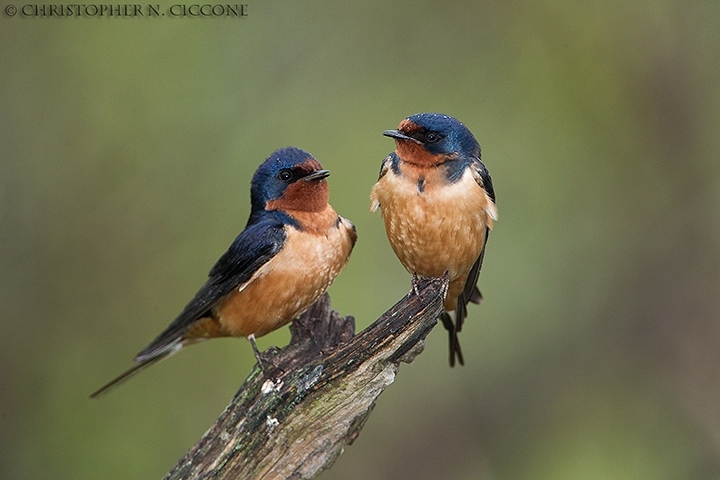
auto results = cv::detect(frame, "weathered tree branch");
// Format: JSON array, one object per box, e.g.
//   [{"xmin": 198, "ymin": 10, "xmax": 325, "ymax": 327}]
[{"xmin": 165, "ymin": 276, "xmax": 449, "ymax": 480}]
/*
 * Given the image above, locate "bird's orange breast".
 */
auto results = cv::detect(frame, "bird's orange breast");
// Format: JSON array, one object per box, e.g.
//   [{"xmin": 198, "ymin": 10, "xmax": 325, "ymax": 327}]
[
  {"xmin": 212, "ymin": 205, "xmax": 355, "ymax": 338},
  {"xmin": 371, "ymin": 163, "xmax": 495, "ymax": 285}
]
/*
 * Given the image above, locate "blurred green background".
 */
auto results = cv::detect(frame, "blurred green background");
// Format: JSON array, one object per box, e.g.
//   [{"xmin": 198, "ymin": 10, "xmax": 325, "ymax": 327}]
[{"xmin": 2, "ymin": 1, "xmax": 720, "ymax": 479}]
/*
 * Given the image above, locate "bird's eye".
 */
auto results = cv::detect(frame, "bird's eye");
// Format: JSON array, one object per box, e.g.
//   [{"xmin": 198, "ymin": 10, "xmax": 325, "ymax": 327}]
[
  {"xmin": 279, "ymin": 169, "xmax": 293, "ymax": 182},
  {"xmin": 424, "ymin": 132, "xmax": 441, "ymax": 143}
]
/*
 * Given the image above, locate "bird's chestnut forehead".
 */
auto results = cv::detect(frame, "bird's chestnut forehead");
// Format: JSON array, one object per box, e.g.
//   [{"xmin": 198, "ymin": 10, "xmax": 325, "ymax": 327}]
[
  {"xmin": 295, "ymin": 158, "xmax": 323, "ymax": 172},
  {"xmin": 398, "ymin": 119, "xmax": 422, "ymax": 133}
]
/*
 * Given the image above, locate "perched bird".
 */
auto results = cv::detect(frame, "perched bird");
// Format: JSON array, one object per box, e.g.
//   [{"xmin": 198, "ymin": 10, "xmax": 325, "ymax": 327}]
[
  {"xmin": 91, "ymin": 147, "xmax": 356, "ymax": 397},
  {"xmin": 370, "ymin": 113, "xmax": 497, "ymax": 366}
]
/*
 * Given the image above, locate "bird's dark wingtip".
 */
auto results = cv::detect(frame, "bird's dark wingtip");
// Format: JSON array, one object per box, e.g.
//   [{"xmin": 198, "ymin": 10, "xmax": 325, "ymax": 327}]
[
  {"xmin": 469, "ymin": 286, "xmax": 483, "ymax": 304},
  {"xmin": 134, "ymin": 336, "xmax": 184, "ymax": 363}
]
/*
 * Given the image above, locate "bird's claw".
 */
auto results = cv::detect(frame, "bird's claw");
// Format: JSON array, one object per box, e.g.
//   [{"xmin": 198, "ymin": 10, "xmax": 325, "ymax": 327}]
[
  {"xmin": 411, "ymin": 273, "xmax": 422, "ymax": 297},
  {"xmin": 248, "ymin": 334, "xmax": 284, "ymax": 378}
]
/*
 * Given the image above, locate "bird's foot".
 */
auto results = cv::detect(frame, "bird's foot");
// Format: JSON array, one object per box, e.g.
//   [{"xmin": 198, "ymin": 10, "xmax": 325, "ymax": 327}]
[
  {"xmin": 441, "ymin": 271, "xmax": 451, "ymax": 301},
  {"xmin": 412, "ymin": 272, "xmax": 450, "ymax": 299},
  {"xmin": 248, "ymin": 334, "xmax": 284, "ymax": 378},
  {"xmin": 411, "ymin": 273, "xmax": 422, "ymax": 297}
]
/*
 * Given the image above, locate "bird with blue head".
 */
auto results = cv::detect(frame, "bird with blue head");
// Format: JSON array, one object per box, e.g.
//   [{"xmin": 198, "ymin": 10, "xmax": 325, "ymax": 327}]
[
  {"xmin": 371, "ymin": 113, "xmax": 497, "ymax": 366},
  {"xmin": 92, "ymin": 147, "xmax": 357, "ymax": 397}
]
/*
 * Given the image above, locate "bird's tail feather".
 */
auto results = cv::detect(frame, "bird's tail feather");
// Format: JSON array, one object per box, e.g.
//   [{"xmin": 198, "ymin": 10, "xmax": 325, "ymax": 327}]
[
  {"xmin": 440, "ymin": 311, "xmax": 464, "ymax": 367},
  {"xmin": 89, "ymin": 341, "xmax": 183, "ymax": 398}
]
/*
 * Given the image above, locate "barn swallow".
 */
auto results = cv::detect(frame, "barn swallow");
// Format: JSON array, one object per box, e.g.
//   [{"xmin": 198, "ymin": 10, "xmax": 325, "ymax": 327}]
[
  {"xmin": 91, "ymin": 147, "xmax": 357, "ymax": 397},
  {"xmin": 370, "ymin": 113, "xmax": 497, "ymax": 366}
]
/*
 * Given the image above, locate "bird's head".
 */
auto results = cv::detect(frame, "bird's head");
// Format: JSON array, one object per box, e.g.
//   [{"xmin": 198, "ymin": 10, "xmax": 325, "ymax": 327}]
[
  {"xmin": 383, "ymin": 113, "xmax": 480, "ymax": 166},
  {"xmin": 251, "ymin": 147, "xmax": 330, "ymax": 213}
]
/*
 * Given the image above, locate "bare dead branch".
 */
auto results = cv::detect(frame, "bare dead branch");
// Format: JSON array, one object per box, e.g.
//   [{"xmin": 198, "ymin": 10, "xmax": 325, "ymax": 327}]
[{"xmin": 165, "ymin": 275, "xmax": 449, "ymax": 480}]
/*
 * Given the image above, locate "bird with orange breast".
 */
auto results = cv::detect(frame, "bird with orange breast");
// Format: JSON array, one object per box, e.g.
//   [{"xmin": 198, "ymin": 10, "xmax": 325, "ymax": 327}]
[
  {"xmin": 370, "ymin": 113, "xmax": 497, "ymax": 366},
  {"xmin": 92, "ymin": 147, "xmax": 356, "ymax": 397}
]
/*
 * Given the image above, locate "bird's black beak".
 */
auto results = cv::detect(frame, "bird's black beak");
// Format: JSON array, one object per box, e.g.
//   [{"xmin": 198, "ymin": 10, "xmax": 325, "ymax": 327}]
[
  {"xmin": 302, "ymin": 169, "xmax": 330, "ymax": 181},
  {"xmin": 383, "ymin": 129, "xmax": 422, "ymax": 144}
]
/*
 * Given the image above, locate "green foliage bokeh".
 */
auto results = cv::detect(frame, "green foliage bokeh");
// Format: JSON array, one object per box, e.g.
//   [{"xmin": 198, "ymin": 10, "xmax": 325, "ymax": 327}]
[{"xmin": 2, "ymin": 1, "xmax": 720, "ymax": 479}]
